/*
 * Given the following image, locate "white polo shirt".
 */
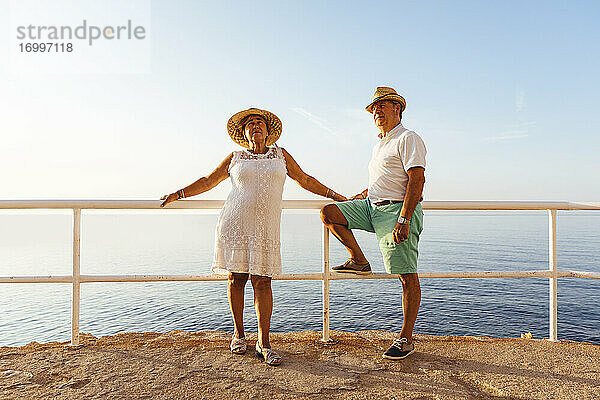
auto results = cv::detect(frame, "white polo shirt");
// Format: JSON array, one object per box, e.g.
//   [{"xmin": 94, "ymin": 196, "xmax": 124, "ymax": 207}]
[{"xmin": 368, "ymin": 122, "xmax": 427, "ymax": 202}]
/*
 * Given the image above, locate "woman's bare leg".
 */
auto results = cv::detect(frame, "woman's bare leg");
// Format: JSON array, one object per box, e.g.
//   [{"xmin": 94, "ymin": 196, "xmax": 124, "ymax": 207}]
[
  {"xmin": 251, "ymin": 275, "xmax": 273, "ymax": 348},
  {"xmin": 228, "ymin": 272, "xmax": 249, "ymax": 338}
]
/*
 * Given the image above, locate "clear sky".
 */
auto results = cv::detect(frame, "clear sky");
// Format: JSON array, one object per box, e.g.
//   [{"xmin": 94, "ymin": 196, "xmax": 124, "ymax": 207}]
[{"xmin": 1, "ymin": 0, "xmax": 599, "ymax": 201}]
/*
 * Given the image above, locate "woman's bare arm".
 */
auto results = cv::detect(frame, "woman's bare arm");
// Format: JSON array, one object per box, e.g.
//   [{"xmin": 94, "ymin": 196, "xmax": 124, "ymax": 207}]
[
  {"xmin": 160, "ymin": 153, "xmax": 233, "ymax": 207},
  {"xmin": 281, "ymin": 148, "xmax": 347, "ymax": 202}
]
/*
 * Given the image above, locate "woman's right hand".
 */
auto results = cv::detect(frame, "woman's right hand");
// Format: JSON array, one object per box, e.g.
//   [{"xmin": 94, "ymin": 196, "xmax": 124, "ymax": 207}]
[{"xmin": 160, "ymin": 193, "xmax": 178, "ymax": 208}]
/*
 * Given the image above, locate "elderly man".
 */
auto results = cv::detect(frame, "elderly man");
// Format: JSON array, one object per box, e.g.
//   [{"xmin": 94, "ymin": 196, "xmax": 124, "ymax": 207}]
[{"xmin": 321, "ymin": 87, "xmax": 426, "ymax": 360}]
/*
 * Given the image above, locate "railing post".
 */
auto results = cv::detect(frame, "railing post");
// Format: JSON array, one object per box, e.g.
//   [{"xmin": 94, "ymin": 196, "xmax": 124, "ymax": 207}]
[
  {"xmin": 71, "ymin": 208, "xmax": 81, "ymax": 346},
  {"xmin": 548, "ymin": 209, "xmax": 558, "ymax": 341},
  {"xmin": 322, "ymin": 224, "xmax": 331, "ymax": 342}
]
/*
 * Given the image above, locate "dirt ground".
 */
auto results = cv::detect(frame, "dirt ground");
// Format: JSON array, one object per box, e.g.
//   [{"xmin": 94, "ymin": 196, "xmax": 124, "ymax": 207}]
[{"xmin": 1, "ymin": 330, "xmax": 599, "ymax": 400}]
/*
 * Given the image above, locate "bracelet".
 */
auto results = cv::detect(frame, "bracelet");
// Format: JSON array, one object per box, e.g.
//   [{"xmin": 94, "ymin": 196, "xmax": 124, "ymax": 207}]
[
  {"xmin": 177, "ymin": 189, "xmax": 185, "ymax": 199},
  {"xmin": 397, "ymin": 216, "xmax": 409, "ymax": 224},
  {"xmin": 326, "ymin": 189, "xmax": 332, "ymax": 199}
]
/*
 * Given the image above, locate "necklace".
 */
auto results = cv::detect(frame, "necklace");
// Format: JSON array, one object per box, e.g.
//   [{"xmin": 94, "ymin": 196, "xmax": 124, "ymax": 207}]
[{"xmin": 247, "ymin": 147, "xmax": 270, "ymax": 155}]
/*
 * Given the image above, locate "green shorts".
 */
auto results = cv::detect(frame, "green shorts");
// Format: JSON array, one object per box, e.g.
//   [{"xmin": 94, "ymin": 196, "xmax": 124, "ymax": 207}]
[{"xmin": 335, "ymin": 199, "xmax": 423, "ymax": 274}]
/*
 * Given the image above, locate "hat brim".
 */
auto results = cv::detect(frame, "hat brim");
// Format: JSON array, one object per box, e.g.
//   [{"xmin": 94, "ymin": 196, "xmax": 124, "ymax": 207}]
[
  {"xmin": 365, "ymin": 94, "xmax": 406, "ymax": 113},
  {"xmin": 227, "ymin": 108, "xmax": 282, "ymax": 149}
]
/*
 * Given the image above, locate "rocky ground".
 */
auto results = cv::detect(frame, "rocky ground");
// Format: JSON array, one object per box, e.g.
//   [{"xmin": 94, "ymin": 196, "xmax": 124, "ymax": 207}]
[{"xmin": 1, "ymin": 330, "xmax": 599, "ymax": 399}]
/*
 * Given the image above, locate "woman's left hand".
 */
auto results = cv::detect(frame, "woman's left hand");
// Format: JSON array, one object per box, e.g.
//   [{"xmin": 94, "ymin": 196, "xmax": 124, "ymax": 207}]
[{"xmin": 332, "ymin": 193, "xmax": 348, "ymax": 202}]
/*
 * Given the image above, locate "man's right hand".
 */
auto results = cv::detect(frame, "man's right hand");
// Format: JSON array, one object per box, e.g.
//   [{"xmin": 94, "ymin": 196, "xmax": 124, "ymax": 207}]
[{"xmin": 350, "ymin": 193, "xmax": 366, "ymax": 200}]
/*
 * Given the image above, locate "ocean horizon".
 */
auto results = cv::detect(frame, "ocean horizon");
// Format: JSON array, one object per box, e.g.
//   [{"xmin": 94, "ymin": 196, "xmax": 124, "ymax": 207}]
[{"xmin": 1, "ymin": 211, "xmax": 599, "ymax": 347}]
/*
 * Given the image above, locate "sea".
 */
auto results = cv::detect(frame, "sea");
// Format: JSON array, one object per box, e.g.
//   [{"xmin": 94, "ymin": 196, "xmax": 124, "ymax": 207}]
[{"xmin": 1, "ymin": 211, "xmax": 599, "ymax": 347}]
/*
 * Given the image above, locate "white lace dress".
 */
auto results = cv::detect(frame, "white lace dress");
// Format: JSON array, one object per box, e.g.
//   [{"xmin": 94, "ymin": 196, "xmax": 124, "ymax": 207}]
[{"xmin": 212, "ymin": 146, "xmax": 287, "ymax": 277}]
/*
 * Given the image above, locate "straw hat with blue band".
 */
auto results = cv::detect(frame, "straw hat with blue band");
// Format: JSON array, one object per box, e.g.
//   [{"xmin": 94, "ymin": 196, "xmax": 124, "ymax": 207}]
[
  {"xmin": 365, "ymin": 87, "xmax": 407, "ymax": 113},
  {"xmin": 227, "ymin": 108, "xmax": 282, "ymax": 149}
]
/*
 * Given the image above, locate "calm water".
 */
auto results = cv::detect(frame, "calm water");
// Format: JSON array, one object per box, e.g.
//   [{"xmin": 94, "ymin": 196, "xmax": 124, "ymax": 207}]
[{"xmin": 1, "ymin": 211, "xmax": 599, "ymax": 347}]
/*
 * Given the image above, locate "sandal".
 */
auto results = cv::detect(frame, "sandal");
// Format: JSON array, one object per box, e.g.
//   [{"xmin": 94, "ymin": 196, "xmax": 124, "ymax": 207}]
[
  {"xmin": 255, "ymin": 342, "xmax": 282, "ymax": 366},
  {"xmin": 230, "ymin": 335, "xmax": 247, "ymax": 354}
]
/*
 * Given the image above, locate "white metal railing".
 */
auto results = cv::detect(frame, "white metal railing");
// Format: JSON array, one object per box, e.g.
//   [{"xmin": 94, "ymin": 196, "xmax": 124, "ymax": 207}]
[{"xmin": 1, "ymin": 200, "xmax": 599, "ymax": 346}]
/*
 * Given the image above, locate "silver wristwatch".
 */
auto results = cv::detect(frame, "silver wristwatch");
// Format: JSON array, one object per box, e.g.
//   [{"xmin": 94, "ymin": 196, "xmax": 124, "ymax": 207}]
[{"xmin": 397, "ymin": 216, "xmax": 409, "ymax": 225}]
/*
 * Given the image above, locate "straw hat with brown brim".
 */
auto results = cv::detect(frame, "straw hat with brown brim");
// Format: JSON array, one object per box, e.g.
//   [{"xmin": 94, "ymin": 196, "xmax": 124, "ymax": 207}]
[
  {"xmin": 227, "ymin": 108, "xmax": 282, "ymax": 149},
  {"xmin": 365, "ymin": 87, "xmax": 406, "ymax": 113}
]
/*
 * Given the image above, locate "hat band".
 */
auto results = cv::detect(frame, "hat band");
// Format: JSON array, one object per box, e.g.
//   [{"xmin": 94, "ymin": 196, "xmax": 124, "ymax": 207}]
[{"xmin": 371, "ymin": 93, "xmax": 404, "ymax": 105}]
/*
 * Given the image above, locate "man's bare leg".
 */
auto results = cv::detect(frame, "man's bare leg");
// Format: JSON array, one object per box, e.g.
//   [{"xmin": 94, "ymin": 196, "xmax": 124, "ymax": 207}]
[
  {"xmin": 320, "ymin": 204, "xmax": 368, "ymax": 264},
  {"xmin": 398, "ymin": 273, "xmax": 421, "ymax": 344}
]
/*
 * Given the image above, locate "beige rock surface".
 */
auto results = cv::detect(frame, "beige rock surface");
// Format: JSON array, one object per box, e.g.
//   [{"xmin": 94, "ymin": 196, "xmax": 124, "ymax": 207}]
[{"xmin": 1, "ymin": 330, "xmax": 599, "ymax": 399}]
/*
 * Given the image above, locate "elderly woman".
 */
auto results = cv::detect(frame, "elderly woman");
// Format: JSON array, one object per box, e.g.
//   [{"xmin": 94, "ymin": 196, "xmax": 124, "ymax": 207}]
[{"xmin": 161, "ymin": 108, "xmax": 346, "ymax": 366}]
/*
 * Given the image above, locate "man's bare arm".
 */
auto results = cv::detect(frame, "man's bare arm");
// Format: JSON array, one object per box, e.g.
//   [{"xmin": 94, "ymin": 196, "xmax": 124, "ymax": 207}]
[
  {"xmin": 350, "ymin": 189, "xmax": 368, "ymax": 200},
  {"xmin": 400, "ymin": 167, "xmax": 425, "ymax": 220},
  {"xmin": 392, "ymin": 167, "xmax": 425, "ymax": 244}
]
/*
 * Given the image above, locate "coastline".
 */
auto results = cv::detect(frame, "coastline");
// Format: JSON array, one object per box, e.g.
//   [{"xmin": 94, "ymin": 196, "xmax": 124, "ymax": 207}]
[{"xmin": 1, "ymin": 330, "xmax": 599, "ymax": 399}]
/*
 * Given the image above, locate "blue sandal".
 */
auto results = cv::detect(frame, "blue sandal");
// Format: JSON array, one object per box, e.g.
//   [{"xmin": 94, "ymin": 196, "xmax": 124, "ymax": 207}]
[
  {"xmin": 230, "ymin": 335, "xmax": 247, "ymax": 354},
  {"xmin": 255, "ymin": 342, "xmax": 282, "ymax": 366}
]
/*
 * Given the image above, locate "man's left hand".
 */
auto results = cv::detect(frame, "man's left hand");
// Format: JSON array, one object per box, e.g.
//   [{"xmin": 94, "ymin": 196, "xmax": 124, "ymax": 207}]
[{"xmin": 392, "ymin": 222, "xmax": 410, "ymax": 244}]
